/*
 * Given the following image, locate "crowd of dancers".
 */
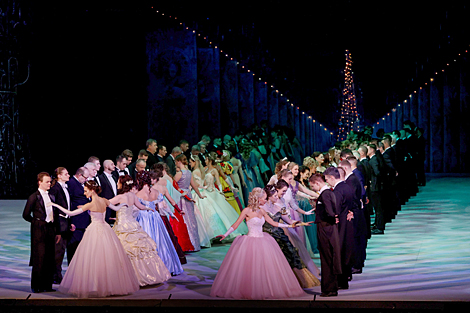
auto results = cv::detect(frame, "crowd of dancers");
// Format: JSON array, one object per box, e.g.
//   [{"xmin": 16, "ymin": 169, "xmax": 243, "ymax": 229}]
[{"xmin": 22, "ymin": 120, "xmax": 425, "ymax": 299}]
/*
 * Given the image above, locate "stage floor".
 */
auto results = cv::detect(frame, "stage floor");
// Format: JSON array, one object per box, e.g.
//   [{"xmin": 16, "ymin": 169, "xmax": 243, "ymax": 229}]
[{"xmin": 1, "ymin": 176, "xmax": 470, "ymax": 309}]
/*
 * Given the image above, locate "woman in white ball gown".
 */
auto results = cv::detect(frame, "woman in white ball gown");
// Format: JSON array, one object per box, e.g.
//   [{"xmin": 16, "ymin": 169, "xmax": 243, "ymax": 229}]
[
  {"xmin": 49, "ymin": 180, "xmax": 139, "ymax": 298},
  {"xmin": 109, "ymin": 175, "xmax": 171, "ymax": 286}
]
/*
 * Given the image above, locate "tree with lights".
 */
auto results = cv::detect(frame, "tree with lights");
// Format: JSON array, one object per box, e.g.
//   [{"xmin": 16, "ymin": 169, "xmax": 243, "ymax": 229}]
[{"xmin": 337, "ymin": 50, "xmax": 359, "ymax": 141}]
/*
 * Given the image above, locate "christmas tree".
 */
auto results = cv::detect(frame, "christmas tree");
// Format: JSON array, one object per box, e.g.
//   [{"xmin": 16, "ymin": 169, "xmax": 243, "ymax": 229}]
[{"xmin": 338, "ymin": 50, "xmax": 359, "ymax": 141}]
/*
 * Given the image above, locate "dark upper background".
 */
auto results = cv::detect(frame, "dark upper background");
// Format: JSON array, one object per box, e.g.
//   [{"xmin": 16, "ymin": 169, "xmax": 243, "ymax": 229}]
[{"xmin": 10, "ymin": 0, "xmax": 470, "ymax": 187}]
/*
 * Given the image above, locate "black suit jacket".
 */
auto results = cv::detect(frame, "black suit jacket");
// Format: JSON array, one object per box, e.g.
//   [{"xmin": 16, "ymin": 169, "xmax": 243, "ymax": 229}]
[
  {"xmin": 66, "ymin": 177, "xmax": 91, "ymax": 234},
  {"xmin": 315, "ymin": 189, "xmax": 337, "ymax": 225},
  {"xmin": 98, "ymin": 172, "xmax": 118, "ymax": 223},
  {"xmin": 166, "ymin": 155, "xmax": 176, "ymax": 177},
  {"xmin": 368, "ymin": 154, "xmax": 382, "ymax": 192},
  {"xmin": 48, "ymin": 182, "xmax": 71, "ymax": 234},
  {"xmin": 333, "ymin": 181, "xmax": 355, "ymax": 264},
  {"xmin": 156, "ymin": 154, "xmax": 165, "ymax": 164},
  {"xmin": 146, "ymin": 151, "xmax": 158, "ymax": 169},
  {"xmin": 345, "ymin": 173, "xmax": 363, "ymax": 210},
  {"xmin": 23, "ymin": 190, "xmax": 61, "ymax": 265},
  {"xmin": 127, "ymin": 162, "xmax": 137, "ymax": 180}
]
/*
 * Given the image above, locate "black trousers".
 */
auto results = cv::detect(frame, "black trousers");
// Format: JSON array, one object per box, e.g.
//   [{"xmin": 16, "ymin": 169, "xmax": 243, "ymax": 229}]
[
  {"xmin": 317, "ymin": 222, "xmax": 341, "ymax": 294},
  {"xmin": 370, "ymin": 190, "xmax": 384, "ymax": 231},
  {"xmin": 54, "ymin": 236, "xmax": 67, "ymax": 282},
  {"xmin": 30, "ymin": 221, "xmax": 55, "ymax": 291}
]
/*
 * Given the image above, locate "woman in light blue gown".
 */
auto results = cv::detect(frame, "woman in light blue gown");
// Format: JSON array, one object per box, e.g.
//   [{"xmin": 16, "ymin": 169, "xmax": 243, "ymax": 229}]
[{"xmin": 135, "ymin": 170, "xmax": 184, "ymax": 276}]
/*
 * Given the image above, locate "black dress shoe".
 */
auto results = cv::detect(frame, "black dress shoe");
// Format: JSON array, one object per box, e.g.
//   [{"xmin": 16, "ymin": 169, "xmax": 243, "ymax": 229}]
[
  {"xmin": 44, "ymin": 289, "xmax": 56, "ymax": 292},
  {"xmin": 371, "ymin": 229, "xmax": 384, "ymax": 235},
  {"xmin": 338, "ymin": 285, "xmax": 349, "ymax": 290},
  {"xmin": 351, "ymin": 268, "xmax": 362, "ymax": 274},
  {"xmin": 320, "ymin": 291, "xmax": 338, "ymax": 297},
  {"xmin": 31, "ymin": 288, "xmax": 42, "ymax": 293}
]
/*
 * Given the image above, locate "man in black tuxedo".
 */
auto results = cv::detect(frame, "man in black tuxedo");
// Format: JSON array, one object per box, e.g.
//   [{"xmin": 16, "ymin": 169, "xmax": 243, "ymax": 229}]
[
  {"xmin": 367, "ymin": 144, "xmax": 385, "ymax": 235},
  {"xmin": 84, "ymin": 162, "xmax": 99, "ymax": 186},
  {"xmin": 166, "ymin": 146, "xmax": 182, "ymax": 176},
  {"xmin": 145, "ymin": 138, "xmax": 158, "ymax": 169},
  {"xmin": 357, "ymin": 146, "xmax": 372, "ymax": 239},
  {"xmin": 22, "ymin": 172, "xmax": 61, "ymax": 293},
  {"xmin": 382, "ymin": 135, "xmax": 399, "ymax": 223},
  {"xmin": 48, "ymin": 167, "xmax": 73, "ymax": 285},
  {"xmin": 341, "ymin": 159, "xmax": 367, "ymax": 274},
  {"xmin": 310, "ymin": 173, "xmax": 341, "ymax": 297},
  {"xmin": 156, "ymin": 145, "xmax": 167, "ymax": 164},
  {"xmin": 128, "ymin": 150, "xmax": 148, "ymax": 180},
  {"xmin": 113, "ymin": 154, "xmax": 130, "ymax": 181},
  {"xmin": 66, "ymin": 167, "xmax": 91, "ymax": 264},
  {"xmin": 98, "ymin": 160, "xmax": 118, "ymax": 224},
  {"xmin": 324, "ymin": 167, "xmax": 355, "ymax": 290},
  {"xmin": 197, "ymin": 142, "xmax": 208, "ymax": 167}
]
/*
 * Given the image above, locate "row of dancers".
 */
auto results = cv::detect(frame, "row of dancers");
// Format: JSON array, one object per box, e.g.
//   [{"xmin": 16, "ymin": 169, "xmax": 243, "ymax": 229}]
[{"xmin": 23, "ymin": 138, "xmax": 386, "ymax": 298}]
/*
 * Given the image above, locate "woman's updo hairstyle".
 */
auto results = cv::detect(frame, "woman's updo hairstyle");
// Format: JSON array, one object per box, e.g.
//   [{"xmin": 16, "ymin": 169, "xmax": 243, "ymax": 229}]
[
  {"xmin": 136, "ymin": 170, "xmax": 151, "ymax": 191},
  {"xmin": 84, "ymin": 180, "xmax": 102, "ymax": 194},
  {"xmin": 247, "ymin": 187, "xmax": 266, "ymax": 211},
  {"xmin": 149, "ymin": 168, "xmax": 164, "ymax": 182},
  {"xmin": 175, "ymin": 154, "xmax": 188, "ymax": 165},
  {"xmin": 118, "ymin": 175, "xmax": 134, "ymax": 194},
  {"xmin": 263, "ymin": 184, "xmax": 277, "ymax": 199}
]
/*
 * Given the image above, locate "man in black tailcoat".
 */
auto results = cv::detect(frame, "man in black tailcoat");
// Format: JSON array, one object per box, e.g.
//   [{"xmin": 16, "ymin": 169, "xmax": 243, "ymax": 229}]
[
  {"xmin": 310, "ymin": 173, "xmax": 341, "ymax": 297},
  {"xmin": 382, "ymin": 134, "xmax": 398, "ymax": 223},
  {"xmin": 98, "ymin": 160, "xmax": 118, "ymax": 224},
  {"xmin": 368, "ymin": 144, "xmax": 385, "ymax": 235},
  {"xmin": 341, "ymin": 159, "xmax": 367, "ymax": 275},
  {"xmin": 145, "ymin": 138, "xmax": 158, "ymax": 170},
  {"xmin": 22, "ymin": 172, "xmax": 61, "ymax": 293},
  {"xmin": 48, "ymin": 167, "xmax": 73, "ymax": 285},
  {"xmin": 166, "ymin": 146, "xmax": 182, "ymax": 177},
  {"xmin": 66, "ymin": 167, "xmax": 91, "ymax": 264},
  {"xmin": 324, "ymin": 167, "xmax": 355, "ymax": 290}
]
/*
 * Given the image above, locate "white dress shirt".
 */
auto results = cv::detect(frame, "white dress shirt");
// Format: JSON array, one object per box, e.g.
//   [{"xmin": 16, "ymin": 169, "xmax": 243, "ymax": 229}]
[{"xmin": 38, "ymin": 188, "xmax": 54, "ymax": 223}]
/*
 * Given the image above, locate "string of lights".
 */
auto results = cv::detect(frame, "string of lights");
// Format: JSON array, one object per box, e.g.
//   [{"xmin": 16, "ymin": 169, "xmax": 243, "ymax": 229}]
[
  {"xmin": 374, "ymin": 45, "xmax": 470, "ymax": 129},
  {"xmin": 150, "ymin": 6, "xmax": 335, "ymax": 138}
]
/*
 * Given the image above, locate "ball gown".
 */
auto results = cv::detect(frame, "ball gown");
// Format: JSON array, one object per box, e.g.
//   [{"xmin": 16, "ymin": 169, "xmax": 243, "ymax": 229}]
[
  {"xmin": 136, "ymin": 195, "xmax": 184, "ymax": 276},
  {"xmin": 192, "ymin": 171, "xmax": 247, "ymax": 241},
  {"xmin": 210, "ymin": 216, "xmax": 306, "ymax": 300},
  {"xmin": 176, "ymin": 170, "xmax": 201, "ymax": 251},
  {"xmin": 113, "ymin": 201, "xmax": 171, "ymax": 286},
  {"xmin": 262, "ymin": 205, "xmax": 320, "ymax": 288},
  {"xmin": 169, "ymin": 179, "xmax": 196, "ymax": 253},
  {"xmin": 58, "ymin": 204, "xmax": 139, "ymax": 298}
]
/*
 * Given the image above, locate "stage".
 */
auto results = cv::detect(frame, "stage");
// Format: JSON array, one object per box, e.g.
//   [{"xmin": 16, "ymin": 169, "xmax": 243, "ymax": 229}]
[{"xmin": 1, "ymin": 176, "xmax": 470, "ymax": 311}]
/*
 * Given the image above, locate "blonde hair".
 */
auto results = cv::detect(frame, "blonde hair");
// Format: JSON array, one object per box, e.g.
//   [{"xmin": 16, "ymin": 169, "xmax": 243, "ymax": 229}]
[
  {"xmin": 303, "ymin": 156, "xmax": 316, "ymax": 170},
  {"xmin": 248, "ymin": 187, "xmax": 266, "ymax": 212}
]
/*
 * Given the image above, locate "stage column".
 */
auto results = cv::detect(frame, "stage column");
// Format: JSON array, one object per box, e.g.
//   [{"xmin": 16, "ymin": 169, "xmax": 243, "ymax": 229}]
[
  {"xmin": 254, "ymin": 80, "xmax": 268, "ymax": 126},
  {"xmin": 146, "ymin": 28, "xmax": 198, "ymax": 145},
  {"xmin": 429, "ymin": 78, "xmax": 444, "ymax": 173},
  {"xmin": 238, "ymin": 72, "xmax": 255, "ymax": 129},
  {"xmin": 220, "ymin": 59, "xmax": 239, "ymax": 136},
  {"xmin": 197, "ymin": 48, "xmax": 221, "ymax": 137},
  {"xmin": 267, "ymin": 89, "xmax": 279, "ymax": 129}
]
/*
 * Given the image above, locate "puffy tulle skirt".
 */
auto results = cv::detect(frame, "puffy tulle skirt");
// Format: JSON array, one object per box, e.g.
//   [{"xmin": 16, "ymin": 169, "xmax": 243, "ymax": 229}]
[
  {"xmin": 113, "ymin": 221, "xmax": 171, "ymax": 286},
  {"xmin": 59, "ymin": 221, "xmax": 140, "ymax": 298},
  {"xmin": 210, "ymin": 233, "xmax": 306, "ymax": 299}
]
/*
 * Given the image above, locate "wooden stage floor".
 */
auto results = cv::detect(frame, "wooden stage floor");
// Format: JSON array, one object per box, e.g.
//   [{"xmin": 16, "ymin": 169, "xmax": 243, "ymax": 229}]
[{"xmin": 1, "ymin": 176, "xmax": 470, "ymax": 311}]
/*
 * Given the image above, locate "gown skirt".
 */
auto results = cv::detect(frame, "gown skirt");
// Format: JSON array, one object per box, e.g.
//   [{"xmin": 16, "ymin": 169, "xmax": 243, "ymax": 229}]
[
  {"xmin": 210, "ymin": 217, "xmax": 306, "ymax": 300},
  {"xmin": 59, "ymin": 212, "xmax": 139, "ymax": 298}
]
